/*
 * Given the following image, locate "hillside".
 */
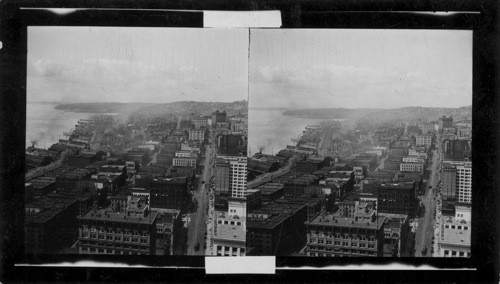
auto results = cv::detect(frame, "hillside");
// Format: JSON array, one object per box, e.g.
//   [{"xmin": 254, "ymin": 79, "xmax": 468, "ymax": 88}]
[
  {"xmin": 130, "ymin": 100, "xmax": 248, "ymax": 118},
  {"xmin": 282, "ymin": 106, "xmax": 472, "ymax": 122},
  {"xmin": 55, "ymin": 102, "xmax": 154, "ymax": 114}
]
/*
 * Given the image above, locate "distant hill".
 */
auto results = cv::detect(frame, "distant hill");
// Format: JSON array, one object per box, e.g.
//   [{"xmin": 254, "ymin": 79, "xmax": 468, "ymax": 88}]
[
  {"xmin": 282, "ymin": 106, "xmax": 472, "ymax": 122},
  {"xmin": 55, "ymin": 102, "xmax": 154, "ymax": 114},
  {"xmin": 55, "ymin": 100, "xmax": 248, "ymax": 117},
  {"xmin": 130, "ymin": 100, "xmax": 248, "ymax": 117}
]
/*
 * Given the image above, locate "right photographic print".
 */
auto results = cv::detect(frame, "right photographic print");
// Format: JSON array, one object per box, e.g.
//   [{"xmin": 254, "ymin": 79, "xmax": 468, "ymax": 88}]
[{"xmin": 246, "ymin": 29, "xmax": 472, "ymax": 257}]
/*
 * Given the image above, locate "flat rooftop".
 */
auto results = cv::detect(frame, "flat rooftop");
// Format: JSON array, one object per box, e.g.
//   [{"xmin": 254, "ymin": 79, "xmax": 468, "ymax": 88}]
[
  {"xmin": 272, "ymin": 172, "xmax": 304, "ymax": 184},
  {"xmin": 286, "ymin": 174, "xmax": 318, "ymax": 185},
  {"xmin": 29, "ymin": 177, "xmax": 56, "ymax": 188},
  {"xmin": 25, "ymin": 196, "xmax": 78, "ymax": 224},
  {"xmin": 213, "ymin": 214, "xmax": 245, "ymax": 242},
  {"xmin": 306, "ymin": 211, "xmax": 385, "ymax": 230},
  {"xmin": 44, "ymin": 165, "xmax": 77, "ymax": 177},
  {"xmin": 255, "ymin": 183, "xmax": 284, "ymax": 191},
  {"xmin": 247, "ymin": 202, "xmax": 306, "ymax": 230},
  {"xmin": 79, "ymin": 206, "xmax": 158, "ymax": 225},
  {"xmin": 440, "ymin": 216, "xmax": 471, "ymax": 246},
  {"xmin": 60, "ymin": 168, "xmax": 91, "ymax": 180}
]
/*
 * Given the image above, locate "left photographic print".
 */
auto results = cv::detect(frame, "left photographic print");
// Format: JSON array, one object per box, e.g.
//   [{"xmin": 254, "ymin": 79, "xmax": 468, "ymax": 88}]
[{"xmin": 25, "ymin": 26, "xmax": 248, "ymax": 256}]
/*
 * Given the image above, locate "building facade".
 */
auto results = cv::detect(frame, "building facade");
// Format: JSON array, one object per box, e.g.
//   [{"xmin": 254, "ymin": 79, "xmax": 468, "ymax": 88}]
[
  {"xmin": 439, "ymin": 205, "xmax": 471, "ymax": 257},
  {"xmin": 442, "ymin": 164, "xmax": 457, "ymax": 201},
  {"xmin": 212, "ymin": 212, "xmax": 246, "ymax": 256},
  {"xmin": 247, "ymin": 202, "xmax": 308, "ymax": 256},
  {"xmin": 304, "ymin": 203, "xmax": 385, "ymax": 257},
  {"xmin": 399, "ymin": 162, "xmax": 424, "ymax": 173},
  {"xmin": 25, "ymin": 196, "xmax": 80, "ymax": 253},
  {"xmin": 77, "ymin": 198, "xmax": 158, "ymax": 255},
  {"xmin": 188, "ymin": 129, "xmax": 205, "ymax": 141},
  {"xmin": 172, "ymin": 157, "xmax": 197, "ymax": 168},
  {"xmin": 215, "ymin": 158, "xmax": 230, "ymax": 195},
  {"xmin": 415, "ymin": 135, "xmax": 432, "ymax": 147},
  {"xmin": 456, "ymin": 163, "xmax": 472, "ymax": 204},
  {"xmin": 229, "ymin": 157, "xmax": 247, "ymax": 198}
]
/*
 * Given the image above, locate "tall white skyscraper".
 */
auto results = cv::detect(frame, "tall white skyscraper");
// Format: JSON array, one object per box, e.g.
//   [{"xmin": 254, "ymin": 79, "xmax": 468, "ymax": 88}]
[
  {"xmin": 228, "ymin": 157, "xmax": 247, "ymax": 198},
  {"xmin": 456, "ymin": 162, "xmax": 472, "ymax": 203}
]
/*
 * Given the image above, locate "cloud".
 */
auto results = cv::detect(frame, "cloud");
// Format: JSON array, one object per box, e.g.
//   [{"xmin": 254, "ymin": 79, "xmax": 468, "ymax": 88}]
[
  {"xmin": 27, "ymin": 57, "xmax": 246, "ymax": 103},
  {"xmin": 250, "ymin": 64, "xmax": 470, "ymax": 109}
]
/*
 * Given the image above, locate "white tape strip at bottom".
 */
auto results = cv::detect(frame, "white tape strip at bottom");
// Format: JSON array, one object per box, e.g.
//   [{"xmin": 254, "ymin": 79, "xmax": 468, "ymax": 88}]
[
  {"xmin": 203, "ymin": 11, "xmax": 282, "ymax": 28},
  {"xmin": 205, "ymin": 256, "xmax": 276, "ymax": 274}
]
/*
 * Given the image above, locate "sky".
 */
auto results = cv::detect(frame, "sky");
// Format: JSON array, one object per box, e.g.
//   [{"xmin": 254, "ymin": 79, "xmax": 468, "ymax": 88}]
[
  {"xmin": 249, "ymin": 29, "xmax": 472, "ymax": 109},
  {"xmin": 27, "ymin": 27, "xmax": 249, "ymax": 103}
]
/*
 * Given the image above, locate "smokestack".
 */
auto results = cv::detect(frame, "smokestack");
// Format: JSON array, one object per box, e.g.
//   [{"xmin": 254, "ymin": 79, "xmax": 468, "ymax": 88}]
[{"xmin": 30, "ymin": 140, "xmax": 37, "ymax": 152}]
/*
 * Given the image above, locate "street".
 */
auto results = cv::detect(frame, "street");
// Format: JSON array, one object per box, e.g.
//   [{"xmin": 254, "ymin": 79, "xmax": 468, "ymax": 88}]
[
  {"xmin": 414, "ymin": 135, "xmax": 442, "ymax": 256},
  {"xmin": 186, "ymin": 142, "xmax": 215, "ymax": 255}
]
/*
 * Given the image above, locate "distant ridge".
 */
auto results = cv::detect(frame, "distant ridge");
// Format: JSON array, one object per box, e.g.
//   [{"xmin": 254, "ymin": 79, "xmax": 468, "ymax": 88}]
[
  {"xmin": 55, "ymin": 102, "xmax": 154, "ymax": 113},
  {"xmin": 131, "ymin": 100, "xmax": 248, "ymax": 119},
  {"xmin": 55, "ymin": 100, "xmax": 248, "ymax": 117},
  {"xmin": 282, "ymin": 106, "xmax": 472, "ymax": 122}
]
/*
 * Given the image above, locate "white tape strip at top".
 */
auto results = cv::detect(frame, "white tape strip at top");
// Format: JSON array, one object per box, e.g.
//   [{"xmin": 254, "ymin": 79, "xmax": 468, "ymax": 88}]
[{"xmin": 203, "ymin": 10, "xmax": 282, "ymax": 28}]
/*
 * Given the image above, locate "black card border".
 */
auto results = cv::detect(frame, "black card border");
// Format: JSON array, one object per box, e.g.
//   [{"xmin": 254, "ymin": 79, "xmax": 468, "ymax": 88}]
[{"xmin": 0, "ymin": 1, "xmax": 497, "ymax": 282}]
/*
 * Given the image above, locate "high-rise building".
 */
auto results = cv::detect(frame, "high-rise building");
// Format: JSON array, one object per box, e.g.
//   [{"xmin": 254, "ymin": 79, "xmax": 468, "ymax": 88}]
[
  {"xmin": 443, "ymin": 139, "xmax": 471, "ymax": 161},
  {"xmin": 229, "ymin": 157, "xmax": 247, "ymax": 198},
  {"xmin": 215, "ymin": 158, "xmax": 231, "ymax": 195},
  {"xmin": 212, "ymin": 110, "xmax": 227, "ymax": 127},
  {"xmin": 438, "ymin": 116, "xmax": 453, "ymax": 133},
  {"xmin": 456, "ymin": 163, "xmax": 472, "ymax": 204},
  {"xmin": 442, "ymin": 164, "xmax": 457, "ymax": 201},
  {"xmin": 215, "ymin": 156, "xmax": 247, "ymax": 198},
  {"xmin": 216, "ymin": 134, "xmax": 245, "ymax": 156}
]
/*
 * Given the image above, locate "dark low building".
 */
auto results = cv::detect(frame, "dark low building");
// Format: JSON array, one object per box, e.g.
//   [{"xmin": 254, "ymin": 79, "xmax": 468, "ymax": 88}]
[
  {"xmin": 25, "ymin": 196, "xmax": 80, "ymax": 253},
  {"xmin": 56, "ymin": 168, "xmax": 92, "ymax": 191},
  {"xmin": 377, "ymin": 182, "xmax": 416, "ymax": 215},
  {"xmin": 295, "ymin": 157, "xmax": 329, "ymax": 174},
  {"xmin": 254, "ymin": 183, "xmax": 284, "ymax": 203},
  {"xmin": 276, "ymin": 196, "xmax": 322, "ymax": 222},
  {"xmin": 247, "ymin": 202, "xmax": 308, "ymax": 256},
  {"xmin": 283, "ymin": 174, "xmax": 320, "ymax": 198},
  {"xmin": 68, "ymin": 152, "xmax": 101, "ymax": 168},
  {"xmin": 147, "ymin": 177, "xmax": 189, "ymax": 210}
]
